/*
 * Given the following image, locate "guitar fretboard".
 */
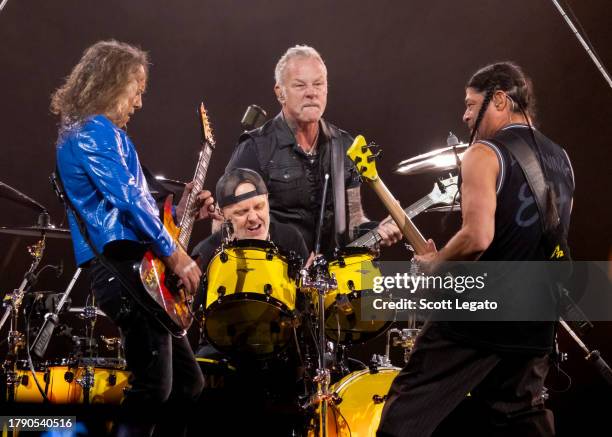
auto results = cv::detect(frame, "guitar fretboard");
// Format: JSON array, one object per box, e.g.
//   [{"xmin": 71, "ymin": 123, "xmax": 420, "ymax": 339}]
[
  {"xmin": 177, "ymin": 143, "xmax": 213, "ymax": 249},
  {"xmin": 348, "ymin": 194, "xmax": 436, "ymax": 249}
]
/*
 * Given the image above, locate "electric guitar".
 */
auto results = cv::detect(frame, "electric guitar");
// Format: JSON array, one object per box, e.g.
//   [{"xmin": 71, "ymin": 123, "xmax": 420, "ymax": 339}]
[
  {"xmin": 347, "ymin": 135, "xmax": 430, "ymax": 254},
  {"xmin": 347, "ymin": 174, "xmax": 458, "ymax": 249},
  {"xmin": 139, "ymin": 103, "xmax": 215, "ymax": 335}
]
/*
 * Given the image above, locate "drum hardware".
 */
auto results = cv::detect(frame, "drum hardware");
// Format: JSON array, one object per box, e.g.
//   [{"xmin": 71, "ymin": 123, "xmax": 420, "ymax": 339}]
[
  {"xmin": 30, "ymin": 267, "xmax": 82, "ymax": 358},
  {"xmin": 300, "ymin": 174, "xmax": 341, "ymax": 437},
  {"xmin": 76, "ymin": 365, "xmax": 95, "ymax": 404},
  {"xmin": 1, "ymin": 234, "xmax": 47, "ymax": 402},
  {"xmin": 390, "ymin": 328, "xmax": 420, "ymax": 364},
  {"xmin": 372, "ymin": 394, "xmax": 387, "ymax": 404}
]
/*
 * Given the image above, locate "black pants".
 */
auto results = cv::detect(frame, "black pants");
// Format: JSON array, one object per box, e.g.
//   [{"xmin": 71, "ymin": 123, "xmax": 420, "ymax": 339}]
[
  {"xmin": 377, "ymin": 323, "xmax": 555, "ymax": 437},
  {"xmin": 90, "ymin": 260, "xmax": 205, "ymax": 437}
]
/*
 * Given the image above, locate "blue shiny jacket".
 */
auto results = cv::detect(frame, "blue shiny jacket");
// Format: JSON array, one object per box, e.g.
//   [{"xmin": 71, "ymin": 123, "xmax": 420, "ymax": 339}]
[{"xmin": 56, "ymin": 115, "xmax": 176, "ymax": 266}]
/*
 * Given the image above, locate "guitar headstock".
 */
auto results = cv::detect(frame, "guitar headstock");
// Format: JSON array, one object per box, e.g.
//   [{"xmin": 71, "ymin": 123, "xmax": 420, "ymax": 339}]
[
  {"xmin": 347, "ymin": 135, "xmax": 380, "ymax": 182},
  {"xmin": 199, "ymin": 102, "xmax": 215, "ymax": 147},
  {"xmin": 429, "ymin": 174, "xmax": 459, "ymax": 205}
]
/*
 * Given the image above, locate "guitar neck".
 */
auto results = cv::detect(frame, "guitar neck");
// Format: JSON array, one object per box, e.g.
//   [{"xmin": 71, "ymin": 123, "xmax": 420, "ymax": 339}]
[
  {"xmin": 348, "ymin": 194, "xmax": 436, "ymax": 249},
  {"xmin": 368, "ymin": 178, "xmax": 428, "ymax": 255},
  {"xmin": 177, "ymin": 143, "xmax": 213, "ymax": 248}
]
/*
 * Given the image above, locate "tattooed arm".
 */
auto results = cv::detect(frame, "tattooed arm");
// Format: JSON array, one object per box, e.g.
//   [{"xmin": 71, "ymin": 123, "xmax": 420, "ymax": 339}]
[{"xmin": 347, "ymin": 186, "xmax": 402, "ymax": 246}]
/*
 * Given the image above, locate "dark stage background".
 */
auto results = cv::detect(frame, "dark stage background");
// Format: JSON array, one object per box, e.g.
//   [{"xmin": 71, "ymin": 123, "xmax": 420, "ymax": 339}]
[{"xmin": 1, "ymin": 0, "xmax": 611, "ymax": 434}]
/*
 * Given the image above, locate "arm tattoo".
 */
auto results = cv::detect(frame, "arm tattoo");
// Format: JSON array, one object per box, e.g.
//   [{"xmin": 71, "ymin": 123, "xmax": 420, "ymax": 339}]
[{"xmin": 347, "ymin": 186, "xmax": 369, "ymax": 239}]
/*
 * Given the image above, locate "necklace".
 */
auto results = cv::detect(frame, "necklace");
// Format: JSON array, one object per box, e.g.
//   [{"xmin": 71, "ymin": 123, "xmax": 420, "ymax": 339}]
[{"xmin": 301, "ymin": 129, "xmax": 320, "ymax": 156}]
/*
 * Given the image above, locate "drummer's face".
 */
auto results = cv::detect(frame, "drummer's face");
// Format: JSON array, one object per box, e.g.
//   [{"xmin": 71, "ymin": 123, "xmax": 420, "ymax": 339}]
[{"xmin": 223, "ymin": 183, "xmax": 270, "ymax": 240}]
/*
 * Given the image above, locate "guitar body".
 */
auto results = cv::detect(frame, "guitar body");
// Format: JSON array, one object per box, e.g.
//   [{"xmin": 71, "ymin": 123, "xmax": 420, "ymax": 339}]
[
  {"xmin": 136, "ymin": 102, "xmax": 215, "ymax": 336},
  {"xmin": 139, "ymin": 196, "xmax": 192, "ymax": 335}
]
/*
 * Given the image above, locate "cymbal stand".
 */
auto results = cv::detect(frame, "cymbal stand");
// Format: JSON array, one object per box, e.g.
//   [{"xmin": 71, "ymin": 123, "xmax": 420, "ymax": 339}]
[{"xmin": 1, "ymin": 236, "xmax": 45, "ymax": 402}]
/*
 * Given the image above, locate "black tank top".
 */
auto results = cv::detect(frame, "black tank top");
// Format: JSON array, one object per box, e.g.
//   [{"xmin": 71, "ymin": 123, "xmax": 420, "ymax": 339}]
[
  {"xmin": 438, "ymin": 124, "xmax": 575, "ymax": 353},
  {"xmin": 480, "ymin": 124, "xmax": 574, "ymax": 261}
]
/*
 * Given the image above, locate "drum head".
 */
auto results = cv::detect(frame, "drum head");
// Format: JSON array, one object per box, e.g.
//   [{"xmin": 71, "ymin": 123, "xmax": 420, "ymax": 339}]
[
  {"xmin": 325, "ymin": 296, "xmax": 392, "ymax": 344},
  {"xmin": 310, "ymin": 367, "xmax": 399, "ymax": 437},
  {"xmin": 326, "ymin": 252, "xmax": 393, "ymax": 344},
  {"xmin": 204, "ymin": 297, "xmax": 296, "ymax": 357}
]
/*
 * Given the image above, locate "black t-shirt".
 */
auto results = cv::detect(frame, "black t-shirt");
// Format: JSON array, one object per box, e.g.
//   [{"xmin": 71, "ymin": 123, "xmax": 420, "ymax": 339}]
[
  {"xmin": 437, "ymin": 124, "xmax": 574, "ymax": 354},
  {"xmin": 225, "ymin": 113, "xmax": 360, "ymax": 256}
]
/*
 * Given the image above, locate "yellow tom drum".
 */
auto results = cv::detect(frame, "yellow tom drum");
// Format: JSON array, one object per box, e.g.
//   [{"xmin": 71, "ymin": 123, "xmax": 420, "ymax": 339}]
[
  {"xmin": 14, "ymin": 362, "xmax": 129, "ymax": 404},
  {"xmin": 204, "ymin": 239, "xmax": 300, "ymax": 357},
  {"xmin": 326, "ymin": 249, "xmax": 392, "ymax": 344}
]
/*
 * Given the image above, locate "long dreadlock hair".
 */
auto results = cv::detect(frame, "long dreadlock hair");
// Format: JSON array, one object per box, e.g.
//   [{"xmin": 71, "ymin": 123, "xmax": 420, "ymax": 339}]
[{"xmin": 466, "ymin": 62, "xmax": 537, "ymax": 145}]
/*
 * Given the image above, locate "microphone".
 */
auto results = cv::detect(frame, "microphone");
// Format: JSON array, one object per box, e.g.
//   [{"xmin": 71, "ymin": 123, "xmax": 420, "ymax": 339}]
[{"xmin": 241, "ymin": 105, "xmax": 267, "ymax": 131}]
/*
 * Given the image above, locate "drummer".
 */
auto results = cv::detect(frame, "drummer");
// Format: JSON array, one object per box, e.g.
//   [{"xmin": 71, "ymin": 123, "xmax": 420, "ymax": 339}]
[
  {"xmin": 190, "ymin": 167, "xmax": 310, "ymax": 434},
  {"xmin": 191, "ymin": 167, "xmax": 309, "ymax": 269}
]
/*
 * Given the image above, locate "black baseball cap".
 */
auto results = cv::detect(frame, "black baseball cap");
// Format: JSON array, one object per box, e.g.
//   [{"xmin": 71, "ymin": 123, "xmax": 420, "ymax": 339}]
[{"xmin": 216, "ymin": 168, "xmax": 268, "ymax": 208}]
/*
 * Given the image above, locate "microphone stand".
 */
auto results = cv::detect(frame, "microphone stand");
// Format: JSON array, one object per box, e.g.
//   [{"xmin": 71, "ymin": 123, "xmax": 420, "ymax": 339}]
[
  {"xmin": 30, "ymin": 268, "xmax": 82, "ymax": 359},
  {"xmin": 550, "ymin": 0, "xmax": 612, "ymax": 89},
  {"xmin": 300, "ymin": 174, "xmax": 338, "ymax": 437}
]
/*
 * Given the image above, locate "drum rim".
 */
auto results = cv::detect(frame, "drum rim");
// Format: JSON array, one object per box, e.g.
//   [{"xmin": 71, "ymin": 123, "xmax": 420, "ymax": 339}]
[
  {"xmin": 333, "ymin": 366, "xmax": 401, "ymax": 394},
  {"xmin": 209, "ymin": 238, "xmax": 305, "ymax": 266}
]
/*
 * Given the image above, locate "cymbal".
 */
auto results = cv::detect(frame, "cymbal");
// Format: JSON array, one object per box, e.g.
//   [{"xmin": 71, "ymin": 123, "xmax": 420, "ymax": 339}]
[
  {"xmin": 395, "ymin": 143, "xmax": 468, "ymax": 176},
  {"xmin": 0, "ymin": 225, "xmax": 71, "ymax": 239}
]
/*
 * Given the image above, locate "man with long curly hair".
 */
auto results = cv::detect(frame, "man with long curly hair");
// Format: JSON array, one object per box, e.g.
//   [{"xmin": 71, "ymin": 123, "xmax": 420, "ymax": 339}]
[{"xmin": 53, "ymin": 40, "xmax": 213, "ymax": 436}]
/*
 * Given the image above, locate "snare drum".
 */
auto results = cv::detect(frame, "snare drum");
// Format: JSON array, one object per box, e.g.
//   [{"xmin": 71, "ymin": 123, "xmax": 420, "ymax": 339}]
[
  {"xmin": 311, "ymin": 367, "xmax": 399, "ymax": 437},
  {"xmin": 204, "ymin": 240, "xmax": 299, "ymax": 357},
  {"xmin": 326, "ymin": 249, "xmax": 391, "ymax": 344}
]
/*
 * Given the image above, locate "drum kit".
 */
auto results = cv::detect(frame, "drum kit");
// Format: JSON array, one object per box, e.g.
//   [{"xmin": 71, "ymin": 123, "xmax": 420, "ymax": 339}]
[
  {"xmin": 0, "ymin": 184, "xmax": 130, "ymax": 407},
  {"xmin": 0, "ymin": 136, "xmax": 465, "ymax": 435},
  {"xmin": 193, "ymin": 136, "xmax": 465, "ymax": 436}
]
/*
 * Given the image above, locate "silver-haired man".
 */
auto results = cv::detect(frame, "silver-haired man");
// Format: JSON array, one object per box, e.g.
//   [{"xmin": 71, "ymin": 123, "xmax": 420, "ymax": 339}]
[{"xmin": 225, "ymin": 45, "xmax": 401, "ymax": 257}]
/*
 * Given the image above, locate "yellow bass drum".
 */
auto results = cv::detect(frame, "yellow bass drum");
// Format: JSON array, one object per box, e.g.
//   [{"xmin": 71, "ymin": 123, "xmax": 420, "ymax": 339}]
[
  {"xmin": 204, "ymin": 239, "xmax": 299, "ymax": 357},
  {"xmin": 310, "ymin": 367, "xmax": 399, "ymax": 437}
]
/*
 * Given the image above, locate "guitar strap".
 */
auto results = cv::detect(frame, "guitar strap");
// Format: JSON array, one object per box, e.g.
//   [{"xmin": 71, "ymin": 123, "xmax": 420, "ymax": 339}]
[
  {"xmin": 322, "ymin": 120, "xmax": 347, "ymax": 248},
  {"xmin": 51, "ymin": 166, "xmax": 176, "ymax": 336},
  {"xmin": 487, "ymin": 129, "xmax": 571, "ymax": 261}
]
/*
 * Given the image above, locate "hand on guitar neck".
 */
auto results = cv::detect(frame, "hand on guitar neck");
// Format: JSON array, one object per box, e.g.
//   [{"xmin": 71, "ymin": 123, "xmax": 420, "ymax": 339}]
[
  {"xmin": 413, "ymin": 239, "xmax": 439, "ymax": 273},
  {"xmin": 376, "ymin": 216, "xmax": 402, "ymax": 247},
  {"xmin": 162, "ymin": 246, "xmax": 202, "ymax": 295},
  {"xmin": 175, "ymin": 183, "xmax": 222, "ymax": 223}
]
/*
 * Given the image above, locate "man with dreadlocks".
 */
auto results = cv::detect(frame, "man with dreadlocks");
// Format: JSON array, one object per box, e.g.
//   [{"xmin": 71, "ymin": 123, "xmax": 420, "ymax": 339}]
[{"xmin": 377, "ymin": 62, "xmax": 574, "ymax": 436}]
